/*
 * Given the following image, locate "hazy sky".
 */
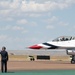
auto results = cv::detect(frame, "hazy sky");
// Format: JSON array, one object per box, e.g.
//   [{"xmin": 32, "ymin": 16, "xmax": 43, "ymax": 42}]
[{"xmin": 0, "ymin": 0, "xmax": 75, "ymax": 50}]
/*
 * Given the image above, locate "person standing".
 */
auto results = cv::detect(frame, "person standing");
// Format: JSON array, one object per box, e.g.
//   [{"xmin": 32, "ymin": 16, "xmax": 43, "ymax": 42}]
[{"xmin": 0, "ymin": 47, "xmax": 8, "ymax": 73}]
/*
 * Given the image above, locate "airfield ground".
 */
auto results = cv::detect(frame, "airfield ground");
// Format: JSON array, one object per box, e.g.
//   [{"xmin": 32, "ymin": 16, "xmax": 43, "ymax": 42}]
[
  {"xmin": 5, "ymin": 61, "xmax": 75, "ymax": 71},
  {"xmin": 0, "ymin": 55, "xmax": 75, "ymax": 72}
]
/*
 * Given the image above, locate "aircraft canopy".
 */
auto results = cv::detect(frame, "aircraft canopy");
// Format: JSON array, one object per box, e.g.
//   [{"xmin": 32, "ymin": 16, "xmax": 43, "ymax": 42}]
[{"xmin": 53, "ymin": 36, "xmax": 75, "ymax": 41}]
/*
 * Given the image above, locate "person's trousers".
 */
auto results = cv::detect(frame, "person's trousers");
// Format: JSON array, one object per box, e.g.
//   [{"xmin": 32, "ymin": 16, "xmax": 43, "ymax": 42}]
[{"xmin": 1, "ymin": 61, "xmax": 7, "ymax": 73}]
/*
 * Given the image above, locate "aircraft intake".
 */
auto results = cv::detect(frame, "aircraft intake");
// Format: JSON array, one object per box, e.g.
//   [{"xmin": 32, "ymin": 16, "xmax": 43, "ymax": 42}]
[{"xmin": 67, "ymin": 50, "xmax": 75, "ymax": 55}]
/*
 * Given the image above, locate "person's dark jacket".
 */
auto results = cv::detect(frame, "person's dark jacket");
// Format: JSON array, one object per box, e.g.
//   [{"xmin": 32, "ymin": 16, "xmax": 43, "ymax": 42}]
[{"xmin": 0, "ymin": 50, "xmax": 8, "ymax": 61}]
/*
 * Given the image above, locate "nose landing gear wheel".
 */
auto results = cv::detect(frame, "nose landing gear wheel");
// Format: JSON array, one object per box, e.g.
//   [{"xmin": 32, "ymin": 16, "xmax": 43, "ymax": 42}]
[
  {"xmin": 71, "ymin": 55, "xmax": 75, "ymax": 64},
  {"xmin": 71, "ymin": 59, "xmax": 75, "ymax": 64}
]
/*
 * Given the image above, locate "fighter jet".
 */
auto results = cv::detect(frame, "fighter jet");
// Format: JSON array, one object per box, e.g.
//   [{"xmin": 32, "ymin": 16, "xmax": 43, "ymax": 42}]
[{"xmin": 29, "ymin": 36, "xmax": 75, "ymax": 64}]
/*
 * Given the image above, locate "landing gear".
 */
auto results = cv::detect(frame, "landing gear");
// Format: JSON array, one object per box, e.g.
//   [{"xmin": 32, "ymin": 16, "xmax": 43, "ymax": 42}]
[{"xmin": 71, "ymin": 55, "xmax": 75, "ymax": 64}]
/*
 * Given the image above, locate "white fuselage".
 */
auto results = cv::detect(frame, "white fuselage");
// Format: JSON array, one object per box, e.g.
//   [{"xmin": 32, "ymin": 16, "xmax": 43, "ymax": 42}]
[
  {"xmin": 49, "ymin": 40, "xmax": 75, "ymax": 49},
  {"xmin": 37, "ymin": 40, "xmax": 75, "ymax": 49},
  {"xmin": 29, "ymin": 36, "xmax": 75, "ymax": 50}
]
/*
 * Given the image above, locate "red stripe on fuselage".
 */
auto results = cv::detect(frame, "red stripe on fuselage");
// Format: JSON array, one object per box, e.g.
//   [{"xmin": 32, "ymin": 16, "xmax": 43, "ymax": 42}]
[{"xmin": 29, "ymin": 45, "xmax": 43, "ymax": 49}]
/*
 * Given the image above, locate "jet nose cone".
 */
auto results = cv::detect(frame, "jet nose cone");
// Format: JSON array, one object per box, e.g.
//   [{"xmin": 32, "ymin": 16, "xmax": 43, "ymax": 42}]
[{"xmin": 29, "ymin": 45, "xmax": 43, "ymax": 49}]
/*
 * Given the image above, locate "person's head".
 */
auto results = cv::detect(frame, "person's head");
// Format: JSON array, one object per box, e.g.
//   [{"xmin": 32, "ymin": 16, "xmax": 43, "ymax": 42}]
[{"xmin": 2, "ymin": 46, "xmax": 6, "ymax": 51}]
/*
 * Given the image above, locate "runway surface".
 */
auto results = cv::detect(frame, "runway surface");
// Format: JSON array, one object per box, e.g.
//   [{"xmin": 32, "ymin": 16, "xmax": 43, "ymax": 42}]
[
  {"xmin": 0, "ymin": 61, "xmax": 75, "ymax": 72},
  {"xmin": 0, "ymin": 61, "xmax": 75, "ymax": 75}
]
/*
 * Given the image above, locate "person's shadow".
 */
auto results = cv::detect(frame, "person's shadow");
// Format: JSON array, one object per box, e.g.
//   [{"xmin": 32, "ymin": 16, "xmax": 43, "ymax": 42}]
[{"xmin": 1, "ymin": 71, "xmax": 15, "ymax": 73}]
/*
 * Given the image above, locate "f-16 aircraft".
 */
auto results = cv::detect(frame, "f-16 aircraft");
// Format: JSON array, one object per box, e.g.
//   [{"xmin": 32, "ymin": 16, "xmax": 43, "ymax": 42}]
[{"xmin": 29, "ymin": 36, "xmax": 75, "ymax": 64}]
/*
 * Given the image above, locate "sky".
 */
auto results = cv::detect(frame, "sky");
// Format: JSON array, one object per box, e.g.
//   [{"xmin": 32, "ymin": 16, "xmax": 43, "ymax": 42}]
[{"xmin": 0, "ymin": 0, "xmax": 75, "ymax": 50}]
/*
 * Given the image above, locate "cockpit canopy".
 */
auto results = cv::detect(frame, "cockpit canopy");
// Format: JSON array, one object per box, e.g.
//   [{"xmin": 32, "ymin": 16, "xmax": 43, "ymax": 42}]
[{"xmin": 53, "ymin": 36, "xmax": 75, "ymax": 41}]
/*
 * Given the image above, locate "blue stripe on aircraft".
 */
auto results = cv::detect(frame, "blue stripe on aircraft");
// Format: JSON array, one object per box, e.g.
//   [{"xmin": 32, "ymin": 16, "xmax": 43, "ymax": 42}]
[{"xmin": 43, "ymin": 43, "xmax": 58, "ymax": 49}]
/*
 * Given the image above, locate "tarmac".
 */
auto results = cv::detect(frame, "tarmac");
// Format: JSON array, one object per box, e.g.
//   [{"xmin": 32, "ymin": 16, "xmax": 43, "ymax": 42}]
[
  {"xmin": 0, "ymin": 57, "xmax": 75, "ymax": 75},
  {"xmin": 0, "ymin": 60, "xmax": 75, "ymax": 72},
  {"xmin": 0, "ymin": 55, "xmax": 74, "ymax": 72},
  {"xmin": 0, "ymin": 54, "xmax": 74, "ymax": 75}
]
